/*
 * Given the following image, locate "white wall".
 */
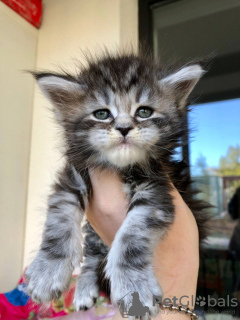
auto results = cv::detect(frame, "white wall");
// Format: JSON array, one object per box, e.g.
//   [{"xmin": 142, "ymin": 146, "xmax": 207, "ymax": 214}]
[
  {"xmin": 0, "ymin": 2, "xmax": 38, "ymax": 291},
  {"xmin": 24, "ymin": 0, "xmax": 138, "ymax": 267}
]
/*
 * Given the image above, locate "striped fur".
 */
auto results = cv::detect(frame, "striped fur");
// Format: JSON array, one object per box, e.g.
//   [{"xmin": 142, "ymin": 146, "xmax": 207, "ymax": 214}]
[{"xmin": 26, "ymin": 52, "xmax": 210, "ymax": 318}]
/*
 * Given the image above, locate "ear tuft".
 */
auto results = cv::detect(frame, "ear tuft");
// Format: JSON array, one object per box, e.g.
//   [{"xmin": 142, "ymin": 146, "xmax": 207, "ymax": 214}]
[
  {"xmin": 159, "ymin": 64, "xmax": 205, "ymax": 108},
  {"xmin": 34, "ymin": 73, "xmax": 83, "ymax": 104},
  {"xmin": 32, "ymin": 72, "xmax": 85, "ymax": 121},
  {"xmin": 160, "ymin": 65, "xmax": 205, "ymax": 86}
]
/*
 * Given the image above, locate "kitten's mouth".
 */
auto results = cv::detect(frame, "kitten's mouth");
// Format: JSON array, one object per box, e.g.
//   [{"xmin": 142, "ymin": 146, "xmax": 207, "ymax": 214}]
[
  {"xmin": 118, "ymin": 138, "xmax": 132, "ymax": 148},
  {"xmin": 111, "ymin": 137, "xmax": 139, "ymax": 150}
]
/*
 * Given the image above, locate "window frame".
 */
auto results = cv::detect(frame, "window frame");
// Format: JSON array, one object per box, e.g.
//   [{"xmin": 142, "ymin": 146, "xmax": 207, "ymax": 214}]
[
  {"xmin": 139, "ymin": 0, "xmax": 190, "ymax": 165},
  {"xmin": 138, "ymin": 0, "xmax": 240, "ymax": 167}
]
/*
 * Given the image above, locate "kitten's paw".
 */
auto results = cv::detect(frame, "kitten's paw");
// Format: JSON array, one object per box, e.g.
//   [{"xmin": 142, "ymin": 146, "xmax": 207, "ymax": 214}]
[
  {"xmin": 107, "ymin": 265, "xmax": 162, "ymax": 318},
  {"xmin": 25, "ymin": 253, "xmax": 74, "ymax": 303},
  {"xmin": 74, "ymin": 273, "xmax": 100, "ymax": 311}
]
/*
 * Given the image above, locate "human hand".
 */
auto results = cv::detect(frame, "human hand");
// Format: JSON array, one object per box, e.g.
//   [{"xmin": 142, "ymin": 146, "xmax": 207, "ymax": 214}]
[{"xmin": 86, "ymin": 168, "xmax": 199, "ymax": 320}]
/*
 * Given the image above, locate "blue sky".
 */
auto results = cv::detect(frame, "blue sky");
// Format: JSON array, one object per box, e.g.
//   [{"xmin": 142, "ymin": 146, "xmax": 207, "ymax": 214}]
[{"xmin": 189, "ymin": 98, "xmax": 240, "ymax": 169}]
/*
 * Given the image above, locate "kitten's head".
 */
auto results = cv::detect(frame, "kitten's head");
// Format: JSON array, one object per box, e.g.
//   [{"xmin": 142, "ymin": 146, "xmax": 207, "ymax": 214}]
[{"xmin": 35, "ymin": 53, "xmax": 205, "ymax": 169}]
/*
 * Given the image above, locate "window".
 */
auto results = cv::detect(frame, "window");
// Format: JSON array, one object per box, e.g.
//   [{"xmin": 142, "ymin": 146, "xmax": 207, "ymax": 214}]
[
  {"xmin": 190, "ymin": 99, "xmax": 240, "ymax": 245},
  {"xmin": 139, "ymin": 0, "xmax": 240, "ymax": 317}
]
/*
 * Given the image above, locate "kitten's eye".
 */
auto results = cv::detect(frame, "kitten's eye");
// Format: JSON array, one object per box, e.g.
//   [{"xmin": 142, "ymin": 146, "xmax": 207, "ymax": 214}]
[
  {"xmin": 136, "ymin": 106, "xmax": 153, "ymax": 119},
  {"xmin": 93, "ymin": 109, "xmax": 111, "ymax": 120}
]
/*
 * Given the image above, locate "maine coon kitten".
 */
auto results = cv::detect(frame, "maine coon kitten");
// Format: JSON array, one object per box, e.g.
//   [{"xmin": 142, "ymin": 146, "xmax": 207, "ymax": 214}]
[{"xmin": 26, "ymin": 52, "xmax": 209, "ymax": 318}]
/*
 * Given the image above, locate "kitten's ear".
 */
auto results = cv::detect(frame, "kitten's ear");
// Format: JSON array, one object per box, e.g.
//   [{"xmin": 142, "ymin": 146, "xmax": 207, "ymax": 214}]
[
  {"xmin": 159, "ymin": 64, "xmax": 205, "ymax": 109},
  {"xmin": 34, "ymin": 73, "xmax": 85, "ymax": 119}
]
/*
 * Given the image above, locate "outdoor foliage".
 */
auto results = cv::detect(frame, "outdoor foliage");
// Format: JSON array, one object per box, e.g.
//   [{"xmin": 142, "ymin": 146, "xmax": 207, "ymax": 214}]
[{"xmin": 218, "ymin": 145, "xmax": 240, "ymax": 176}]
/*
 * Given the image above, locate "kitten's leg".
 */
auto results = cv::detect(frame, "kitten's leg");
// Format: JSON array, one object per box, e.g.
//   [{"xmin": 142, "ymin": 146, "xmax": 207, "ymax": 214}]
[
  {"xmin": 26, "ymin": 164, "xmax": 88, "ymax": 303},
  {"xmin": 106, "ymin": 180, "xmax": 174, "ymax": 318},
  {"xmin": 74, "ymin": 220, "xmax": 109, "ymax": 310}
]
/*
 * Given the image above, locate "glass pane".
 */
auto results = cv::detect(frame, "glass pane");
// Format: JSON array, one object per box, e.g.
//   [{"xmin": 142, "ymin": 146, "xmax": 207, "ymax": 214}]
[
  {"xmin": 152, "ymin": 0, "xmax": 240, "ymax": 318},
  {"xmin": 153, "ymin": 0, "xmax": 240, "ymax": 63},
  {"xmin": 189, "ymin": 98, "xmax": 240, "ymax": 249}
]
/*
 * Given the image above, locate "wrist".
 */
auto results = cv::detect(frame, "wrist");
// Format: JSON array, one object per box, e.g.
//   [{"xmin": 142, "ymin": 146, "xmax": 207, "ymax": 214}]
[
  {"xmin": 160, "ymin": 311, "xmax": 194, "ymax": 320},
  {"xmin": 112, "ymin": 308, "xmax": 196, "ymax": 320}
]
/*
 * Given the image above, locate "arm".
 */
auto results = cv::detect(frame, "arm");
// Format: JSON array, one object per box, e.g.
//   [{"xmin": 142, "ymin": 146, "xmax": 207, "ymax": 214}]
[{"xmin": 86, "ymin": 168, "xmax": 199, "ymax": 320}]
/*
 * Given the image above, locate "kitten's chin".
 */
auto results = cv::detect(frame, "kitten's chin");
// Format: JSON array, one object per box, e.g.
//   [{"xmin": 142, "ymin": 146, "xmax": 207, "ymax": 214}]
[{"xmin": 103, "ymin": 145, "xmax": 147, "ymax": 167}]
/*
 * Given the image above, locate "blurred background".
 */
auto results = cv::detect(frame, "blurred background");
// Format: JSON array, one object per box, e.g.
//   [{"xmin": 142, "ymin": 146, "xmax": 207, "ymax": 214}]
[{"xmin": 0, "ymin": 0, "xmax": 240, "ymax": 318}]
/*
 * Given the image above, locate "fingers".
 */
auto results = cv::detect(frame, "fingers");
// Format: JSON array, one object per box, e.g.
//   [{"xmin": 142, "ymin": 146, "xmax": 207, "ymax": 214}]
[{"xmin": 86, "ymin": 168, "xmax": 128, "ymax": 246}]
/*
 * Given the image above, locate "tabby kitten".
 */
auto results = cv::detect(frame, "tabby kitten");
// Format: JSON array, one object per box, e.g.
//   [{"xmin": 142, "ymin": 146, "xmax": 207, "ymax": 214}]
[{"xmin": 26, "ymin": 52, "xmax": 209, "ymax": 318}]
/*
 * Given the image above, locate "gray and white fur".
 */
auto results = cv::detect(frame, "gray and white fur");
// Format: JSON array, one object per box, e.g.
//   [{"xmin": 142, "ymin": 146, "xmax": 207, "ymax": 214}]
[{"xmin": 25, "ymin": 52, "xmax": 210, "ymax": 318}]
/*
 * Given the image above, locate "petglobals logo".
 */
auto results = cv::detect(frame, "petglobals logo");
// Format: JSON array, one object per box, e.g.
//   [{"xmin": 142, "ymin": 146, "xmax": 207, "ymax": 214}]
[
  {"xmin": 153, "ymin": 295, "xmax": 238, "ymax": 308},
  {"xmin": 118, "ymin": 292, "xmax": 239, "ymax": 318}
]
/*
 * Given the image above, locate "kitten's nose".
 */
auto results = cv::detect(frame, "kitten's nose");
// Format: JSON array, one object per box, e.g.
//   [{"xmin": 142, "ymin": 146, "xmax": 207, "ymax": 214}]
[{"xmin": 117, "ymin": 126, "xmax": 133, "ymax": 137}]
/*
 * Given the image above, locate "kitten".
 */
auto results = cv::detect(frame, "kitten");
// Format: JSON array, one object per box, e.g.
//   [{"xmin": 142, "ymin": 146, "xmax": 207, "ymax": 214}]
[{"xmin": 26, "ymin": 52, "xmax": 209, "ymax": 318}]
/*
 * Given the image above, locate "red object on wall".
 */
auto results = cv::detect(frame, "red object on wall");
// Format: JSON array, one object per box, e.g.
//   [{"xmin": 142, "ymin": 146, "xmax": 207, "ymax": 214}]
[{"xmin": 1, "ymin": 0, "xmax": 42, "ymax": 28}]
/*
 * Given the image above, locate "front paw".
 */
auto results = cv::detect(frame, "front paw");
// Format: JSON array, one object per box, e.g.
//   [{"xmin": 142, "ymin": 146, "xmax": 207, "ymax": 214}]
[
  {"xmin": 25, "ymin": 252, "xmax": 74, "ymax": 303},
  {"xmin": 107, "ymin": 264, "xmax": 162, "ymax": 318},
  {"xmin": 74, "ymin": 272, "xmax": 100, "ymax": 311}
]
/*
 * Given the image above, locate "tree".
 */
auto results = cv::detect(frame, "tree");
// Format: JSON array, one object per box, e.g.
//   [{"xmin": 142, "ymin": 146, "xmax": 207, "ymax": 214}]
[
  {"xmin": 218, "ymin": 145, "xmax": 240, "ymax": 199},
  {"xmin": 218, "ymin": 144, "xmax": 240, "ymax": 176},
  {"xmin": 195, "ymin": 154, "xmax": 208, "ymax": 176}
]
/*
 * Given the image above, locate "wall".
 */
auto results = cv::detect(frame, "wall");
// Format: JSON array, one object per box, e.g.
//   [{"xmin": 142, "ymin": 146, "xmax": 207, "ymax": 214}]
[
  {"xmin": 24, "ymin": 0, "xmax": 138, "ymax": 267},
  {"xmin": 0, "ymin": 2, "xmax": 38, "ymax": 291}
]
